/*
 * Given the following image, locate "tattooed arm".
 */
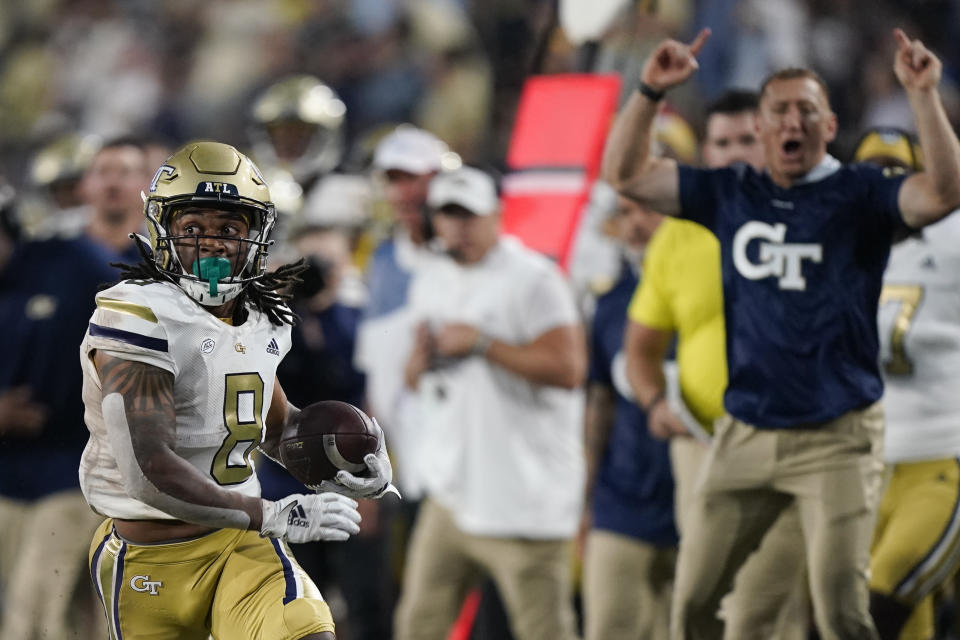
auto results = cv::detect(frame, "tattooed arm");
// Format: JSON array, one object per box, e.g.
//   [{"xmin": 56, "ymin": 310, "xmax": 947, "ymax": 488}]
[{"xmin": 94, "ymin": 351, "xmax": 264, "ymax": 530}]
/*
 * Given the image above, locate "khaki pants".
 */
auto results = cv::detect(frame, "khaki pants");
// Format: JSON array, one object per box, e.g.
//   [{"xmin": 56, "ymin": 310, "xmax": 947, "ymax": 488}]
[
  {"xmin": 671, "ymin": 438, "xmax": 809, "ymax": 640},
  {"xmin": 0, "ymin": 490, "xmax": 106, "ymax": 640},
  {"xmin": 672, "ymin": 403, "xmax": 885, "ymax": 640},
  {"xmin": 394, "ymin": 498, "xmax": 578, "ymax": 640},
  {"xmin": 583, "ymin": 529, "xmax": 675, "ymax": 640}
]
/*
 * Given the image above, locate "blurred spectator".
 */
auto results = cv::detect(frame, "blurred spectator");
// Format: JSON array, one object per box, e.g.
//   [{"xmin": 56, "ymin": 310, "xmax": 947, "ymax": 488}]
[
  {"xmin": 300, "ymin": 173, "xmax": 376, "ymax": 274},
  {"xmin": 80, "ymin": 135, "xmax": 149, "ymax": 261},
  {"xmin": 18, "ymin": 132, "xmax": 101, "ymax": 239},
  {"xmin": 580, "ymin": 195, "xmax": 675, "ymax": 640},
  {"xmin": 395, "ymin": 167, "xmax": 586, "ymax": 640},
  {"xmin": 257, "ymin": 225, "xmax": 391, "ymax": 640},
  {"xmin": 0, "ymin": 180, "xmax": 116, "ymax": 640},
  {"xmin": 355, "ymin": 125, "xmax": 455, "ymax": 499}
]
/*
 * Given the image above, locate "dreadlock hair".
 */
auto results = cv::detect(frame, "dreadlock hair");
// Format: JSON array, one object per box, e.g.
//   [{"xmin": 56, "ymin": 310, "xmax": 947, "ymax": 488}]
[{"xmin": 102, "ymin": 234, "xmax": 308, "ymax": 326}]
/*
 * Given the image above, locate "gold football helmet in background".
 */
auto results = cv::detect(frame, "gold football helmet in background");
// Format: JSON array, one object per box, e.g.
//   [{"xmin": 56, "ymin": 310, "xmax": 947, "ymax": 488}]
[{"xmin": 249, "ymin": 74, "xmax": 346, "ymax": 185}]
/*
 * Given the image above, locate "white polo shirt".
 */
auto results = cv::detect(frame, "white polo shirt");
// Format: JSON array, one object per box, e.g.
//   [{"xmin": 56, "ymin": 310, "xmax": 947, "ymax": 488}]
[{"xmin": 409, "ymin": 236, "xmax": 585, "ymax": 538}]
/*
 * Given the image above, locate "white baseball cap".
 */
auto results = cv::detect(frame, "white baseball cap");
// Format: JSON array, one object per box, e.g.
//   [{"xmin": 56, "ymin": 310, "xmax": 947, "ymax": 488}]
[
  {"xmin": 372, "ymin": 125, "xmax": 451, "ymax": 174},
  {"xmin": 427, "ymin": 166, "xmax": 499, "ymax": 216}
]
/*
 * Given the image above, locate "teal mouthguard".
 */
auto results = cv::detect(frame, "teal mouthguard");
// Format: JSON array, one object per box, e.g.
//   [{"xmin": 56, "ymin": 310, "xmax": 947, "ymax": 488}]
[{"xmin": 192, "ymin": 257, "xmax": 232, "ymax": 297}]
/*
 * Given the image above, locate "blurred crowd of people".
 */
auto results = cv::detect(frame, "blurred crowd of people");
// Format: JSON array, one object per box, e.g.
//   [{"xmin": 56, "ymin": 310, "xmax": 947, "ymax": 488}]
[
  {"xmin": 1, "ymin": 0, "xmax": 959, "ymax": 184},
  {"xmin": 4, "ymin": 1, "xmax": 960, "ymax": 640}
]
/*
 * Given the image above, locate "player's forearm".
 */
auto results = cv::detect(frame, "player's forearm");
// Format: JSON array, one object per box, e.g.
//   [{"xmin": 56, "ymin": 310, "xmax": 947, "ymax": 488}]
[
  {"xmin": 132, "ymin": 442, "xmax": 263, "ymax": 528},
  {"xmin": 102, "ymin": 393, "xmax": 262, "ymax": 530},
  {"xmin": 909, "ymin": 88, "xmax": 960, "ymax": 217},
  {"xmin": 602, "ymin": 91, "xmax": 661, "ymax": 191},
  {"xmin": 485, "ymin": 328, "xmax": 587, "ymax": 390}
]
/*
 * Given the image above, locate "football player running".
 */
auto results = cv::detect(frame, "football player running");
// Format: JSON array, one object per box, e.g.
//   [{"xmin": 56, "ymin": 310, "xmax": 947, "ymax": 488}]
[{"xmin": 78, "ymin": 141, "xmax": 393, "ymax": 640}]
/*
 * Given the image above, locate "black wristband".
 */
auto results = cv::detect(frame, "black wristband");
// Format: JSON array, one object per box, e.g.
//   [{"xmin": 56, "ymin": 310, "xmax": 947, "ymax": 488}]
[
  {"xmin": 637, "ymin": 82, "xmax": 666, "ymax": 102},
  {"xmin": 643, "ymin": 390, "xmax": 666, "ymax": 413}
]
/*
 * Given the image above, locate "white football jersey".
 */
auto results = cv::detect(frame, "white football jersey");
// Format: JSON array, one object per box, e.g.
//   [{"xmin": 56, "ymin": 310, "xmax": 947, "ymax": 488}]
[
  {"xmin": 879, "ymin": 213, "xmax": 960, "ymax": 462},
  {"xmin": 79, "ymin": 280, "xmax": 291, "ymax": 520}
]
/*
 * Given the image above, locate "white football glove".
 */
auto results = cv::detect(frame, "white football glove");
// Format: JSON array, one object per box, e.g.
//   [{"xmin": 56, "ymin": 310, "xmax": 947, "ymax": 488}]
[
  {"xmin": 259, "ymin": 493, "xmax": 361, "ymax": 543},
  {"xmin": 314, "ymin": 418, "xmax": 400, "ymax": 500}
]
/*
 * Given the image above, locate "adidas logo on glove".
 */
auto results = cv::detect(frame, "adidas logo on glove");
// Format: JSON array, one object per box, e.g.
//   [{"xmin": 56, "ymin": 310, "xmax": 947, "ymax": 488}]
[{"xmin": 287, "ymin": 503, "xmax": 309, "ymax": 528}]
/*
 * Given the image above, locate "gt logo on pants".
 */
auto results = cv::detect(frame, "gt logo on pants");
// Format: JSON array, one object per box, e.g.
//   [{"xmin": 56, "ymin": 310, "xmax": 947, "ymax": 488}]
[
  {"xmin": 733, "ymin": 221, "xmax": 822, "ymax": 290},
  {"xmin": 130, "ymin": 575, "xmax": 163, "ymax": 595}
]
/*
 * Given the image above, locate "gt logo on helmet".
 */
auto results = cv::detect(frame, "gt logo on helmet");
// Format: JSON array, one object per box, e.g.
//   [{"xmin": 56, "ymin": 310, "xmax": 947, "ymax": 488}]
[{"xmin": 149, "ymin": 165, "xmax": 177, "ymax": 193}]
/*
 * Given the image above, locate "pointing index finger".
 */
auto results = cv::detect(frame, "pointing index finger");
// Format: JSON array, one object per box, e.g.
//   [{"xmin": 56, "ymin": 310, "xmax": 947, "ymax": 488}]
[
  {"xmin": 688, "ymin": 28, "xmax": 711, "ymax": 56},
  {"xmin": 893, "ymin": 28, "xmax": 911, "ymax": 50}
]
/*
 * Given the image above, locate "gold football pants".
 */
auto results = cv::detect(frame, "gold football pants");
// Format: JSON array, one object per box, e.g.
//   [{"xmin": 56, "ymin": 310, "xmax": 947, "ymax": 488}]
[{"xmin": 88, "ymin": 519, "xmax": 335, "ymax": 640}]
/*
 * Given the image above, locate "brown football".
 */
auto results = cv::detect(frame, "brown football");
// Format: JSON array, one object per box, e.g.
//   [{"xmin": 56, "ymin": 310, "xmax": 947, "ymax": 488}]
[{"xmin": 278, "ymin": 401, "xmax": 378, "ymax": 486}]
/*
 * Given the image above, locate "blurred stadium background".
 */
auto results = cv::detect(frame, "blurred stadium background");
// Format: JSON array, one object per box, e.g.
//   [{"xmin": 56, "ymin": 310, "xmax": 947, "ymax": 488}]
[
  {"xmin": 3, "ymin": 1, "xmax": 960, "ymax": 639},
  {"xmin": 1, "ymin": 0, "xmax": 957, "ymax": 182}
]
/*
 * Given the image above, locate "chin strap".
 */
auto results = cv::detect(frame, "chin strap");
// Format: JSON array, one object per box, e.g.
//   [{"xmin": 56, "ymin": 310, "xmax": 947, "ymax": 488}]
[{"xmin": 192, "ymin": 257, "xmax": 232, "ymax": 297}]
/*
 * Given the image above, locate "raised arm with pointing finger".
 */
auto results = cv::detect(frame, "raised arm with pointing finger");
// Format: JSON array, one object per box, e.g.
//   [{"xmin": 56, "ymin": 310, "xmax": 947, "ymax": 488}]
[
  {"xmin": 891, "ymin": 28, "xmax": 960, "ymax": 228},
  {"xmin": 602, "ymin": 28, "xmax": 710, "ymax": 215},
  {"xmin": 604, "ymin": 28, "xmax": 960, "ymax": 227}
]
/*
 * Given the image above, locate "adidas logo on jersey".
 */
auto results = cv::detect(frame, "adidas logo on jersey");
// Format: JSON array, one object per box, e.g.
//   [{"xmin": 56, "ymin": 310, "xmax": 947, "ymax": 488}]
[
  {"xmin": 266, "ymin": 338, "xmax": 280, "ymax": 356},
  {"xmin": 288, "ymin": 504, "xmax": 308, "ymax": 528}
]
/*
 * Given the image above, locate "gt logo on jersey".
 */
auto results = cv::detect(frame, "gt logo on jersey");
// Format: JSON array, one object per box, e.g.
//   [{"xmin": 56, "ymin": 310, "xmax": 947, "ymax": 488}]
[
  {"xmin": 733, "ymin": 221, "xmax": 822, "ymax": 290},
  {"xmin": 130, "ymin": 575, "xmax": 163, "ymax": 595},
  {"xmin": 235, "ymin": 343, "xmax": 246, "ymax": 354},
  {"xmin": 149, "ymin": 165, "xmax": 177, "ymax": 192}
]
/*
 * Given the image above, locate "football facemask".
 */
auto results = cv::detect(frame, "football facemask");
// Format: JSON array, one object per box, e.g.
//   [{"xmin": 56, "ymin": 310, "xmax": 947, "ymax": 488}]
[{"xmin": 144, "ymin": 141, "xmax": 277, "ymax": 307}]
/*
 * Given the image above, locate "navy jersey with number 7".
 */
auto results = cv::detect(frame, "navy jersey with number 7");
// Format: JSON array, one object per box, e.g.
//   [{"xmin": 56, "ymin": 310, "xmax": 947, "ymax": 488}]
[{"xmin": 678, "ymin": 157, "xmax": 907, "ymax": 428}]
